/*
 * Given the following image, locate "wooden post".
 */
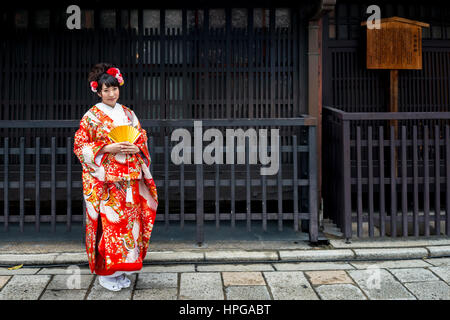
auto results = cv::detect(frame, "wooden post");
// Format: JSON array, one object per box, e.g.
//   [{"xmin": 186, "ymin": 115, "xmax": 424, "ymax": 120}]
[
  {"xmin": 361, "ymin": 17, "xmax": 430, "ymax": 178},
  {"xmin": 390, "ymin": 69, "xmax": 399, "ymax": 177},
  {"xmin": 390, "ymin": 70, "xmax": 398, "ymax": 113}
]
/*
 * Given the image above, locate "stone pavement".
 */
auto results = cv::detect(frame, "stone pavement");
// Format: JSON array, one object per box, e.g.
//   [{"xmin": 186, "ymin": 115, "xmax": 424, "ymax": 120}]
[
  {"xmin": 0, "ymin": 238, "xmax": 449, "ymax": 300},
  {"xmin": 0, "ymin": 256, "xmax": 449, "ymax": 300}
]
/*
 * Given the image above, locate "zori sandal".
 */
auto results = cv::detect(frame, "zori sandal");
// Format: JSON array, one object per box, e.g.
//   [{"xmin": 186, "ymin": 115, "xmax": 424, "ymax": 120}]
[
  {"xmin": 116, "ymin": 274, "xmax": 131, "ymax": 289},
  {"xmin": 98, "ymin": 275, "xmax": 122, "ymax": 292}
]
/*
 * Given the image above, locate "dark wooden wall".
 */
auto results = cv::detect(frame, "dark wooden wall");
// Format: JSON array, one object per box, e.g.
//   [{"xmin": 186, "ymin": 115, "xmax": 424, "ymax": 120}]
[
  {"xmin": 0, "ymin": 6, "xmax": 308, "ymax": 123},
  {"xmin": 322, "ymin": 0, "xmax": 450, "ymax": 113}
]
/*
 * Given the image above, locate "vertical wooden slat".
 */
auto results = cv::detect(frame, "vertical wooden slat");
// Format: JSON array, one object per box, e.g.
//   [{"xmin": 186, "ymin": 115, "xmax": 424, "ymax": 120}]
[
  {"xmin": 196, "ymin": 161, "xmax": 204, "ymax": 245},
  {"xmin": 149, "ymin": 136, "xmax": 154, "ymax": 175},
  {"xmin": 401, "ymin": 126, "xmax": 408, "ymax": 237},
  {"xmin": 3, "ymin": 28, "xmax": 11, "ymax": 123},
  {"xmin": 262, "ymin": 170, "xmax": 267, "ymax": 232},
  {"xmin": 342, "ymin": 120, "xmax": 352, "ymax": 240},
  {"xmin": 231, "ymin": 142, "xmax": 235, "ymax": 228},
  {"xmin": 164, "ymin": 135, "xmax": 169, "ymax": 228},
  {"xmin": 446, "ymin": 125, "xmax": 450, "ymax": 236},
  {"xmin": 248, "ymin": 8, "xmax": 254, "ymax": 118},
  {"xmin": 237, "ymin": 23, "xmax": 242, "ymax": 119},
  {"xmin": 413, "ymin": 125, "xmax": 419, "ymax": 237},
  {"xmin": 180, "ymin": 161, "xmax": 184, "ymax": 230},
  {"xmin": 390, "ymin": 126, "xmax": 397, "ymax": 237},
  {"xmin": 264, "ymin": 15, "xmax": 270, "ymax": 118},
  {"xmin": 51, "ymin": 136, "xmax": 56, "ymax": 232},
  {"xmin": 35, "ymin": 137, "xmax": 40, "ymax": 232},
  {"xmin": 277, "ymin": 135, "xmax": 283, "ymax": 231},
  {"xmin": 276, "ymin": 26, "xmax": 281, "ymax": 118},
  {"xmin": 82, "ymin": 190, "xmax": 86, "ymax": 232},
  {"xmin": 379, "ymin": 126, "xmax": 386, "ymax": 237},
  {"xmin": 246, "ymin": 138, "xmax": 251, "ymax": 231},
  {"xmin": 138, "ymin": 8, "xmax": 145, "ymax": 118},
  {"xmin": 67, "ymin": 137, "xmax": 72, "ymax": 231},
  {"xmin": 293, "ymin": 135, "xmax": 299, "ymax": 232},
  {"xmin": 182, "ymin": 8, "xmax": 188, "ymax": 119},
  {"xmin": 424, "ymin": 125, "xmax": 430, "ymax": 236},
  {"xmin": 3, "ymin": 138, "xmax": 9, "ymax": 232},
  {"xmin": 19, "ymin": 137, "xmax": 25, "ymax": 232},
  {"xmin": 434, "ymin": 125, "xmax": 441, "ymax": 235},
  {"xmin": 356, "ymin": 126, "xmax": 363, "ymax": 237},
  {"xmin": 215, "ymin": 163, "xmax": 220, "ymax": 229},
  {"xmin": 226, "ymin": 9, "xmax": 231, "ymax": 119},
  {"xmin": 368, "ymin": 126, "xmax": 374, "ymax": 237},
  {"xmin": 257, "ymin": 27, "xmax": 262, "ymax": 118},
  {"xmin": 294, "ymin": 10, "xmax": 301, "ymax": 117},
  {"xmin": 309, "ymin": 126, "xmax": 318, "ymax": 242}
]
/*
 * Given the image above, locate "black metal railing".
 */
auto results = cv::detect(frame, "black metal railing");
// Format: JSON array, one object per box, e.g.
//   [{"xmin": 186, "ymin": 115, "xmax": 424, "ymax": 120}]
[
  {"xmin": 323, "ymin": 106, "xmax": 450, "ymax": 240},
  {"xmin": 0, "ymin": 117, "xmax": 319, "ymax": 244}
]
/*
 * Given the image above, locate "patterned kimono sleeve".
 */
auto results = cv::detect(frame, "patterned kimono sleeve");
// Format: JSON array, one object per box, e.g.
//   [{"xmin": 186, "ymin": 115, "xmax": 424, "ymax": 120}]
[{"xmin": 73, "ymin": 115, "xmax": 108, "ymax": 180}]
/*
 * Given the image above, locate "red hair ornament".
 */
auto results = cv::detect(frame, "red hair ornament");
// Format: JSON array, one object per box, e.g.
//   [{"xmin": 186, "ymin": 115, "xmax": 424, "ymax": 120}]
[
  {"xmin": 90, "ymin": 67, "xmax": 125, "ymax": 92},
  {"xmin": 90, "ymin": 81, "xmax": 98, "ymax": 92},
  {"xmin": 106, "ymin": 67, "xmax": 125, "ymax": 86}
]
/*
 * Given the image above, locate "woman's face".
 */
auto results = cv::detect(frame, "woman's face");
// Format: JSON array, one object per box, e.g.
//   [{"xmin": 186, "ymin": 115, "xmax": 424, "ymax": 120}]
[{"xmin": 98, "ymin": 83, "xmax": 119, "ymax": 106}]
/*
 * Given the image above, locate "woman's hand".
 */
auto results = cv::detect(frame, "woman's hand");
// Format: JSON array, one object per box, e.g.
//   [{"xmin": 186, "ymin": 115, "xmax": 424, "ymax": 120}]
[
  {"xmin": 101, "ymin": 142, "xmax": 127, "ymax": 154},
  {"xmin": 100, "ymin": 142, "xmax": 140, "ymax": 155},
  {"xmin": 119, "ymin": 142, "xmax": 140, "ymax": 155}
]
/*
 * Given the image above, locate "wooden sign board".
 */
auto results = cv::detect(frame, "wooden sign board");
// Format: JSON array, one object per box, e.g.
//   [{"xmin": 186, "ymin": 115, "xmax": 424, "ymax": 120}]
[{"xmin": 361, "ymin": 17, "xmax": 429, "ymax": 70}]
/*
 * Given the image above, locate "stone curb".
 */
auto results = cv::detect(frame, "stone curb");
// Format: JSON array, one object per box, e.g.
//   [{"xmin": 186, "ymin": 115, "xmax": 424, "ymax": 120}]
[{"xmin": 0, "ymin": 246, "xmax": 449, "ymax": 267}]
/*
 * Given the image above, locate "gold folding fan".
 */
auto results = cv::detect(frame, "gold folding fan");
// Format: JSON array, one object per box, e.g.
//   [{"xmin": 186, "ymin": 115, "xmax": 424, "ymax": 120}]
[{"xmin": 108, "ymin": 125, "xmax": 141, "ymax": 144}]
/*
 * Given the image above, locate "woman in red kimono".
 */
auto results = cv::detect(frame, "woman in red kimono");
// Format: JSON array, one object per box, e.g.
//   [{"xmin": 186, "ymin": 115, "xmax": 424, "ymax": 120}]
[{"xmin": 74, "ymin": 63, "xmax": 158, "ymax": 291}]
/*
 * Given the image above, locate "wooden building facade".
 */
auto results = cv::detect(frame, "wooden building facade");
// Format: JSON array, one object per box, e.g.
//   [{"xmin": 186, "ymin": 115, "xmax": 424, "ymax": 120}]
[{"xmin": 0, "ymin": 0, "xmax": 449, "ymax": 242}]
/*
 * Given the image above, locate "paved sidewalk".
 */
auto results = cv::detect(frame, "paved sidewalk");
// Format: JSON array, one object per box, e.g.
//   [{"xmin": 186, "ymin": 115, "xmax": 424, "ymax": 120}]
[
  {"xmin": 1, "ymin": 238, "xmax": 450, "ymax": 265},
  {"xmin": 0, "ymin": 238, "xmax": 449, "ymax": 299},
  {"xmin": 0, "ymin": 256, "xmax": 449, "ymax": 300}
]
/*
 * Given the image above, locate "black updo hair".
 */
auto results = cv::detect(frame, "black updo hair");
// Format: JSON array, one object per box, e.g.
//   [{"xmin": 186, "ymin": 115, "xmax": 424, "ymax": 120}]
[{"xmin": 87, "ymin": 62, "xmax": 120, "ymax": 94}]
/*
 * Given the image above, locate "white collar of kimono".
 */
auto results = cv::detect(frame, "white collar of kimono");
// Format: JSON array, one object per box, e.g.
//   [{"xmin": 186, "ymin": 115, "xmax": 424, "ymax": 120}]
[{"xmin": 95, "ymin": 102, "xmax": 131, "ymax": 126}]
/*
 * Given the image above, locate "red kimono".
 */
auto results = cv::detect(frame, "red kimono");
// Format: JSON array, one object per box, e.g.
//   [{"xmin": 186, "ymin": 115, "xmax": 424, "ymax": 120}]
[{"xmin": 74, "ymin": 104, "xmax": 158, "ymax": 276}]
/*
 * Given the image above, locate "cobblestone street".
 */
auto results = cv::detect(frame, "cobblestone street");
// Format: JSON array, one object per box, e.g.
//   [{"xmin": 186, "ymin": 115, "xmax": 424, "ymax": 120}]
[{"xmin": 0, "ymin": 257, "xmax": 449, "ymax": 300}]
